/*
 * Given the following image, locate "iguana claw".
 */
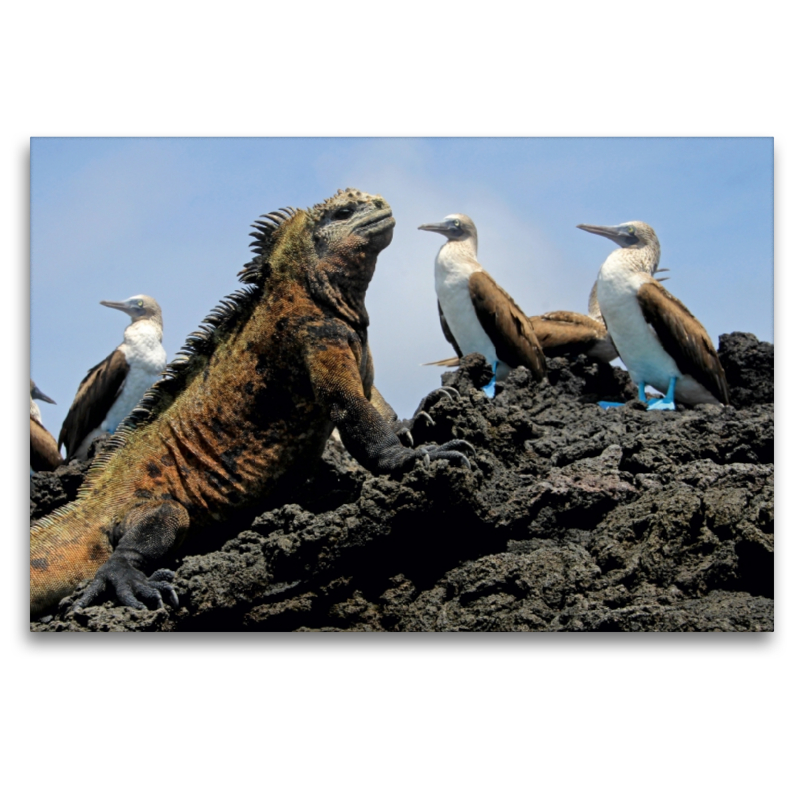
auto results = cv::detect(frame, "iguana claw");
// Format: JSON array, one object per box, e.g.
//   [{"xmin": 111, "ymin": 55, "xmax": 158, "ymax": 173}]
[
  {"xmin": 431, "ymin": 386, "xmax": 460, "ymax": 401},
  {"xmin": 418, "ymin": 439, "xmax": 475, "ymax": 469},
  {"xmin": 415, "ymin": 411, "xmax": 435, "ymax": 427},
  {"xmin": 395, "ymin": 426, "xmax": 414, "ymax": 448},
  {"xmin": 72, "ymin": 558, "xmax": 179, "ymax": 612}
]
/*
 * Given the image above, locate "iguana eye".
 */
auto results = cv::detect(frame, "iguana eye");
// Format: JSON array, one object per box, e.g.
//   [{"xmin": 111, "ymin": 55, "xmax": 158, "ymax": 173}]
[{"xmin": 332, "ymin": 207, "xmax": 354, "ymax": 221}]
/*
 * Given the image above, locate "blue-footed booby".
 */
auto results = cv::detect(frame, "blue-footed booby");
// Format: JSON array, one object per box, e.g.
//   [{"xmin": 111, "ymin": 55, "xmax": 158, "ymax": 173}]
[
  {"xmin": 578, "ymin": 221, "xmax": 729, "ymax": 410},
  {"xmin": 30, "ymin": 380, "xmax": 62, "ymax": 472},
  {"xmin": 59, "ymin": 295, "xmax": 167, "ymax": 460},
  {"xmin": 419, "ymin": 214, "xmax": 546, "ymax": 397}
]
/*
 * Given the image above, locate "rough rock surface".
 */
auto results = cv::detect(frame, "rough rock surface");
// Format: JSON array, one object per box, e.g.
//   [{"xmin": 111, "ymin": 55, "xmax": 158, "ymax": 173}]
[{"xmin": 30, "ymin": 332, "xmax": 774, "ymax": 632}]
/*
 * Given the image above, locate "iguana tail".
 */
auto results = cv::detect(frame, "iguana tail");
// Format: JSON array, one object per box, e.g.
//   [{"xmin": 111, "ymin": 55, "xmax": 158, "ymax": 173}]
[{"xmin": 30, "ymin": 503, "xmax": 113, "ymax": 617}]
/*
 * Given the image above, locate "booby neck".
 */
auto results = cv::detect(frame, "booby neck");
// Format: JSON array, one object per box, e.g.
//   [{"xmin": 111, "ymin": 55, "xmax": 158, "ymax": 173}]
[
  {"xmin": 121, "ymin": 315, "xmax": 163, "ymax": 349},
  {"xmin": 434, "ymin": 236, "xmax": 481, "ymax": 288},
  {"xmin": 437, "ymin": 234, "xmax": 478, "ymax": 264},
  {"xmin": 599, "ymin": 241, "xmax": 660, "ymax": 279},
  {"xmin": 30, "ymin": 396, "xmax": 43, "ymax": 424}
]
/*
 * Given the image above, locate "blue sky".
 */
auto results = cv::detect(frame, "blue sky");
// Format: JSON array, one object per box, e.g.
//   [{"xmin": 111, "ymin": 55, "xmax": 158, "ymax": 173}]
[{"xmin": 30, "ymin": 137, "xmax": 773, "ymax": 436}]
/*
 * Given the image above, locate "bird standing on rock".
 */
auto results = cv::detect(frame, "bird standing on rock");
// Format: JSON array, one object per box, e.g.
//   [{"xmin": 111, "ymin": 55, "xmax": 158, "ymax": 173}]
[
  {"xmin": 579, "ymin": 221, "xmax": 729, "ymax": 409},
  {"xmin": 59, "ymin": 295, "xmax": 167, "ymax": 460},
  {"xmin": 30, "ymin": 380, "xmax": 62, "ymax": 472},
  {"xmin": 419, "ymin": 213, "xmax": 546, "ymax": 397}
]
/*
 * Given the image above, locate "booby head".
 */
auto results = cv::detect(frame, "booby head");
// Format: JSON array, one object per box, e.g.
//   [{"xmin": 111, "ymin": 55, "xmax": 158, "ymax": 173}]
[
  {"xmin": 578, "ymin": 221, "xmax": 662, "ymax": 280},
  {"xmin": 578, "ymin": 220, "xmax": 660, "ymax": 258},
  {"xmin": 100, "ymin": 295, "xmax": 163, "ymax": 326},
  {"xmin": 30, "ymin": 379, "xmax": 56, "ymax": 405},
  {"xmin": 576, "ymin": 221, "xmax": 657, "ymax": 248},
  {"xmin": 419, "ymin": 214, "xmax": 478, "ymax": 249}
]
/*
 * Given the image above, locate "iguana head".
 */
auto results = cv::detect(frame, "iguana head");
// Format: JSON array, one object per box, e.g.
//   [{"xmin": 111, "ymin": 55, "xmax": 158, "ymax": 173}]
[
  {"xmin": 303, "ymin": 188, "xmax": 395, "ymax": 329},
  {"xmin": 308, "ymin": 188, "xmax": 395, "ymax": 258},
  {"xmin": 239, "ymin": 188, "xmax": 394, "ymax": 329}
]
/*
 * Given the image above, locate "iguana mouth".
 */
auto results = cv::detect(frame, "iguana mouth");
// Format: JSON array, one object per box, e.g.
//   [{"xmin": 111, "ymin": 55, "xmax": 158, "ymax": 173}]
[{"xmin": 356, "ymin": 209, "xmax": 395, "ymax": 237}]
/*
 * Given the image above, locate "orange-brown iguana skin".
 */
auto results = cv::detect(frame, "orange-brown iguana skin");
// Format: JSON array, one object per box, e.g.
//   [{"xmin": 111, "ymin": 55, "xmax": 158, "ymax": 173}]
[{"xmin": 30, "ymin": 188, "xmax": 473, "ymax": 617}]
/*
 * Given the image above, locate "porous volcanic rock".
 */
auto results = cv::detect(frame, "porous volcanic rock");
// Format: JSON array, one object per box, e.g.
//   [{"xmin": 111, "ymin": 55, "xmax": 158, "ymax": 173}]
[{"xmin": 30, "ymin": 332, "xmax": 774, "ymax": 632}]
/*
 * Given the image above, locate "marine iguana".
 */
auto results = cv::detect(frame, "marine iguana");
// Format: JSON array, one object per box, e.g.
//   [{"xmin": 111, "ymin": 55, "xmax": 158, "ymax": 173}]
[{"xmin": 30, "ymin": 188, "xmax": 474, "ymax": 617}]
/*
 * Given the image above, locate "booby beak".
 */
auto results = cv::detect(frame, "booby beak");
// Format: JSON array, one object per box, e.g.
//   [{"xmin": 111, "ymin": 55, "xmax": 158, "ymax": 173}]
[
  {"xmin": 100, "ymin": 299, "xmax": 132, "ymax": 312},
  {"xmin": 100, "ymin": 298, "xmax": 143, "ymax": 319},
  {"xmin": 31, "ymin": 386, "xmax": 56, "ymax": 404},
  {"xmin": 418, "ymin": 220, "xmax": 452, "ymax": 235},
  {"xmin": 577, "ymin": 224, "xmax": 638, "ymax": 247}
]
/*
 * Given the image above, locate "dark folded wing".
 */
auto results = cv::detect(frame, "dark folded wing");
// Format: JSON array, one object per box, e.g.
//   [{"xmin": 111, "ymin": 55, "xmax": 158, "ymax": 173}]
[
  {"xmin": 469, "ymin": 271, "xmax": 545, "ymax": 380},
  {"xmin": 58, "ymin": 349, "xmax": 129, "ymax": 458},
  {"xmin": 532, "ymin": 311, "xmax": 609, "ymax": 358},
  {"xmin": 637, "ymin": 280, "xmax": 730, "ymax": 404},
  {"xmin": 438, "ymin": 301, "xmax": 463, "ymax": 358},
  {"xmin": 31, "ymin": 418, "xmax": 63, "ymax": 471}
]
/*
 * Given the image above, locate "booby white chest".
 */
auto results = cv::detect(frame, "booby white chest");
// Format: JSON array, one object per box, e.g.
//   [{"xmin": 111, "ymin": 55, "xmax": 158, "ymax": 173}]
[
  {"xmin": 435, "ymin": 246, "xmax": 498, "ymax": 366},
  {"xmin": 596, "ymin": 264, "xmax": 680, "ymax": 393},
  {"xmin": 101, "ymin": 320, "xmax": 167, "ymax": 433}
]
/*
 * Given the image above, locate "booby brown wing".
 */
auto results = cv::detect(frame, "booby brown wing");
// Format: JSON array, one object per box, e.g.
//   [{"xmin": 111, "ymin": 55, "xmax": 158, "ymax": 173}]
[
  {"xmin": 531, "ymin": 311, "xmax": 611, "ymax": 358},
  {"xmin": 468, "ymin": 271, "xmax": 546, "ymax": 380},
  {"xmin": 637, "ymin": 280, "xmax": 730, "ymax": 404},
  {"xmin": 31, "ymin": 418, "xmax": 63, "ymax": 471},
  {"xmin": 58, "ymin": 349, "xmax": 129, "ymax": 459},
  {"xmin": 438, "ymin": 301, "xmax": 463, "ymax": 358}
]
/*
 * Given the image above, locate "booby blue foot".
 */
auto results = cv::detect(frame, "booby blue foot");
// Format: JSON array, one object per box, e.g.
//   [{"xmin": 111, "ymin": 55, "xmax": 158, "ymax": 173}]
[
  {"xmin": 482, "ymin": 361, "xmax": 499, "ymax": 398},
  {"xmin": 598, "ymin": 401, "xmax": 624, "ymax": 409},
  {"xmin": 646, "ymin": 377, "xmax": 677, "ymax": 411}
]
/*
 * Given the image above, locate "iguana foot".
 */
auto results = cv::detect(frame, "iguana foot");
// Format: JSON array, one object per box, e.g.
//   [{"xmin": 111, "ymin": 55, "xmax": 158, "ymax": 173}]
[
  {"xmin": 395, "ymin": 389, "xmax": 459, "ymax": 447},
  {"xmin": 73, "ymin": 558, "xmax": 179, "ymax": 612},
  {"xmin": 394, "ymin": 425, "xmax": 414, "ymax": 448},
  {"xmin": 414, "ymin": 386, "xmax": 460, "ymax": 413},
  {"xmin": 419, "ymin": 439, "xmax": 476, "ymax": 469}
]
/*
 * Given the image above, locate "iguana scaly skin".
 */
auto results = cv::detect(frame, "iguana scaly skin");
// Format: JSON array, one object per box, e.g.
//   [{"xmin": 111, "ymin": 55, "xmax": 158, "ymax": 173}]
[{"xmin": 30, "ymin": 189, "xmax": 473, "ymax": 617}]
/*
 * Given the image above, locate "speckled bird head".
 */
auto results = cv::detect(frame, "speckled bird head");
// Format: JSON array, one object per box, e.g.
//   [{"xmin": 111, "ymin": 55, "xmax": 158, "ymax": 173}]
[
  {"xmin": 418, "ymin": 213, "xmax": 479, "ymax": 250},
  {"xmin": 577, "ymin": 220, "xmax": 661, "ymax": 273}
]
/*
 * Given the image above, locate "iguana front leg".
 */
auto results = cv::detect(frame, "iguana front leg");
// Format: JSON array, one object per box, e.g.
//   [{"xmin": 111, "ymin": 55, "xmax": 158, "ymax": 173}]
[
  {"xmin": 312, "ymin": 341, "xmax": 474, "ymax": 473},
  {"xmin": 73, "ymin": 500, "xmax": 189, "ymax": 611}
]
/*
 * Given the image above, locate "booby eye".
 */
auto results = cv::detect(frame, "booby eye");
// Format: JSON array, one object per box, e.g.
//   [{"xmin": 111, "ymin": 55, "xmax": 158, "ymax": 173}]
[
  {"xmin": 137, "ymin": 300, "xmax": 144, "ymax": 307},
  {"xmin": 452, "ymin": 219, "xmax": 461, "ymax": 228},
  {"xmin": 627, "ymin": 226, "xmax": 635, "ymax": 234},
  {"xmin": 332, "ymin": 207, "xmax": 354, "ymax": 221}
]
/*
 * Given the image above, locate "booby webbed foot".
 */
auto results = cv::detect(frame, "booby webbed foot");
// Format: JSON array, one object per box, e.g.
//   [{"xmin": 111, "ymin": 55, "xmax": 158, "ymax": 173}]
[
  {"xmin": 419, "ymin": 439, "xmax": 476, "ymax": 470},
  {"xmin": 598, "ymin": 401, "xmax": 625, "ymax": 409},
  {"xmin": 72, "ymin": 557, "xmax": 179, "ymax": 612},
  {"xmin": 647, "ymin": 397, "xmax": 676, "ymax": 411},
  {"xmin": 646, "ymin": 376, "xmax": 677, "ymax": 412},
  {"xmin": 482, "ymin": 362, "xmax": 499, "ymax": 398}
]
